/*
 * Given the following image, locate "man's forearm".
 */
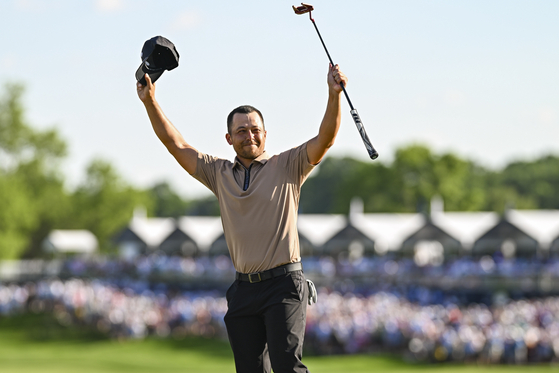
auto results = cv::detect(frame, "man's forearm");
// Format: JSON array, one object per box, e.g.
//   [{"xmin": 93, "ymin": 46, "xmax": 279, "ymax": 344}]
[
  {"xmin": 306, "ymin": 91, "xmax": 342, "ymax": 165},
  {"xmin": 142, "ymin": 99, "xmax": 198, "ymax": 175},
  {"xmin": 143, "ymin": 99, "xmax": 187, "ymax": 150},
  {"xmin": 136, "ymin": 74, "xmax": 198, "ymax": 174},
  {"xmin": 306, "ymin": 64, "xmax": 347, "ymax": 164},
  {"xmin": 317, "ymin": 92, "xmax": 342, "ymax": 149}
]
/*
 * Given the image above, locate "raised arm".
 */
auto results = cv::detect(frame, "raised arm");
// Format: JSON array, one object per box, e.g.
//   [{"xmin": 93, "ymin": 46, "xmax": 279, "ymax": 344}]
[
  {"xmin": 137, "ymin": 74, "xmax": 199, "ymax": 175},
  {"xmin": 306, "ymin": 64, "xmax": 348, "ymax": 165}
]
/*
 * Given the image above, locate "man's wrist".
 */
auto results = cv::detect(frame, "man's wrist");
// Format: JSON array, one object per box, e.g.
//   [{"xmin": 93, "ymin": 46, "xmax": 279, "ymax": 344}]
[
  {"xmin": 328, "ymin": 90, "xmax": 342, "ymax": 101},
  {"xmin": 143, "ymin": 97, "xmax": 157, "ymax": 108}
]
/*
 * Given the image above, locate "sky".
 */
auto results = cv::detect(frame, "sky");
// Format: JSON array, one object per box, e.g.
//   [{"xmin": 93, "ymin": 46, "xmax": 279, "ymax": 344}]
[{"xmin": 1, "ymin": 0, "xmax": 558, "ymax": 198}]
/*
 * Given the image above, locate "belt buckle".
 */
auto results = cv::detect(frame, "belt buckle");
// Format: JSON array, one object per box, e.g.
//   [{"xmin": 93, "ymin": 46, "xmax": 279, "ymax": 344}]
[{"xmin": 248, "ymin": 272, "xmax": 262, "ymax": 283}]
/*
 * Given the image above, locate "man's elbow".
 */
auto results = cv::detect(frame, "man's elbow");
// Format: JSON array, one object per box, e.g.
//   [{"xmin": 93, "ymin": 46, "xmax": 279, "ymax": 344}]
[
  {"xmin": 161, "ymin": 138, "xmax": 185, "ymax": 155},
  {"xmin": 309, "ymin": 142, "xmax": 334, "ymax": 165},
  {"xmin": 321, "ymin": 137, "xmax": 336, "ymax": 151}
]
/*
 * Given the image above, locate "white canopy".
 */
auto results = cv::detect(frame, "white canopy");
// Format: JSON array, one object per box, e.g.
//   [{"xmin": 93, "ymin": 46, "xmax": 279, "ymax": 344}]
[
  {"xmin": 129, "ymin": 216, "xmax": 175, "ymax": 248},
  {"xmin": 297, "ymin": 214, "xmax": 347, "ymax": 247},
  {"xmin": 351, "ymin": 213, "xmax": 425, "ymax": 253},
  {"xmin": 43, "ymin": 230, "xmax": 98, "ymax": 254},
  {"xmin": 431, "ymin": 211, "xmax": 500, "ymax": 250},
  {"xmin": 506, "ymin": 209, "xmax": 559, "ymax": 249},
  {"xmin": 176, "ymin": 216, "xmax": 224, "ymax": 252}
]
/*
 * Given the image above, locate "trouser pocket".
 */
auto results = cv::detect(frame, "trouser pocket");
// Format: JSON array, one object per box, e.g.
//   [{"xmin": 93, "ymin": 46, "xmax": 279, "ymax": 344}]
[
  {"xmin": 225, "ymin": 280, "xmax": 239, "ymax": 304},
  {"xmin": 288, "ymin": 271, "xmax": 306, "ymax": 302}
]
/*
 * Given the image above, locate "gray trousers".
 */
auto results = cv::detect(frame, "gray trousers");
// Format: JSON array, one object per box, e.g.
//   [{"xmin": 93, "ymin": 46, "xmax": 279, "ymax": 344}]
[{"xmin": 224, "ymin": 270, "xmax": 309, "ymax": 373}]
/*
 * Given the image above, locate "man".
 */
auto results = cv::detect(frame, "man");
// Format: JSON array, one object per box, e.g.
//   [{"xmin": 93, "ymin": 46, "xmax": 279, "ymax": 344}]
[{"xmin": 137, "ymin": 63, "xmax": 347, "ymax": 373}]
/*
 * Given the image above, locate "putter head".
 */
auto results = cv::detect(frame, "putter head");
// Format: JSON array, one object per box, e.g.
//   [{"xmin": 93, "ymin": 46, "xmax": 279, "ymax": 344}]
[{"xmin": 292, "ymin": 3, "xmax": 314, "ymax": 15}]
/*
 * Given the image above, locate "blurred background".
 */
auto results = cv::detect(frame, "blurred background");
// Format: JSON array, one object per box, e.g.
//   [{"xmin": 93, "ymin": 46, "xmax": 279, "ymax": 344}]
[{"xmin": 1, "ymin": 0, "xmax": 559, "ymax": 367}]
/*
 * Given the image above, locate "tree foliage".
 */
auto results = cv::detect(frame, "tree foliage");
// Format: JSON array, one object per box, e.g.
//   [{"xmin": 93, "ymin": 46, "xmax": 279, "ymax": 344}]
[
  {"xmin": 149, "ymin": 182, "xmax": 191, "ymax": 218},
  {"xmin": 0, "ymin": 83, "xmax": 149, "ymax": 258},
  {"xmin": 301, "ymin": 144, "xmax": 559, "ymax": 214},
  {"xmin": 0, "ymin": 83, "xmax": 68, "ymax": 259},
  {"xmin": 500, "ymin": 156, "xmax": 559, "ymax": 209},
  {"xmin": 0, "ymin": 173, "xmax": 37, "ymax": 259},
  {"xmin": 70, "ymin": 159, "xmax": 152, "ymax": 253}
]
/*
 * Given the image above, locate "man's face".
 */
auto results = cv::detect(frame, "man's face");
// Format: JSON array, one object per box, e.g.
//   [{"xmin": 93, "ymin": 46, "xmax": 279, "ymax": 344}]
[{"xmin": 226, "ymin": 112, "xmax": 267, "ymax": 164}]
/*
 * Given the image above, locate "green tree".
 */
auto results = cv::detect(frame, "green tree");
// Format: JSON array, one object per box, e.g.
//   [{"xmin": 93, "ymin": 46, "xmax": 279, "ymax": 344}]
[
  {"xmin": 185, "ymin": 195, "xmax": 220, "ymax": 216},
  {"xmin": 0, "ymin": 173, "xmax": 36, "ymax": 259},
  {"xmin": 341, "ymin": 160, "xmax": 399, "ymax": 213},
  {"xmin": 70, "ymin": 159, "xmax": 153, "ymax": 253},
  {"xmin": 149, "ymin": 181, "xmax": 190, "ymax": 217},
  {"xmin": 432, "ymin": 153, "xmax": 487, "ymax": 211},
  {"xmin": 392, "ymin": 144, "xmax": 437, "ymax": 212},
  {"xmin": 300, "ymin": 144, "xmax": 492, "ymax": 214},
  {"xmin": 0, "ymin": 83, "xmax": 69, "ymax": 259},
  {"xmin": 299, "ymin": 157, "xmax": 366, "ymax": 214},
  {"xmin": 372, "ymin": 144, "xmax": 488, "ymax": 213},
  {"xmin": 19, "ymin": 160, "xmax": 71, "ymax": 258},
  {"xmin": 499, "ymin": 155, "xmax": 559, "ymax": 209}
]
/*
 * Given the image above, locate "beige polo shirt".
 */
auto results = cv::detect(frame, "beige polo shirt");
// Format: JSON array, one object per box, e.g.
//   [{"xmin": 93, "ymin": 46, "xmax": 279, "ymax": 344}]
[{"xmin": 193, "ymin": 142, "xmax": 315, "ymax": 274}]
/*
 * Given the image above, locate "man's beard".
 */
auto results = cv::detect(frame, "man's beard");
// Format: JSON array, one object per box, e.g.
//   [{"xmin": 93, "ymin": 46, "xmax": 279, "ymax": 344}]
[{"xmin": 236, "ymin": 142, "xmax": 263, "ymax": 160}]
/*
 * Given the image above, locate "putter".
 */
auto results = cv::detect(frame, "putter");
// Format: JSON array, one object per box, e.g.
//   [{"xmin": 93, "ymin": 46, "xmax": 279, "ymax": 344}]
[{"xmin": 293, "ymin": 3, "xmax": 379, "ymax": 160}]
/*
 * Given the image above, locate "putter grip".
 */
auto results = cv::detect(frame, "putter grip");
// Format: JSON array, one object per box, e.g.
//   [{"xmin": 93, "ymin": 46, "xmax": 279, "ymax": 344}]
[{"xmin": 350, "ymin": 109, "xmax": 379, "ymax": 160}]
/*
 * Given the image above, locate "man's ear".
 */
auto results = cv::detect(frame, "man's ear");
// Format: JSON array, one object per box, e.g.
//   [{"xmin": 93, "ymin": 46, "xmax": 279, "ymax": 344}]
[{"xmin": 225, "ymin": 133, "xmax": 233, "ymax": 145}]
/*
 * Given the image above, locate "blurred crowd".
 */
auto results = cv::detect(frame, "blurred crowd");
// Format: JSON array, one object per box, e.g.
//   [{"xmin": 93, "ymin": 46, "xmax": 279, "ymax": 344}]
[
  {"xmin": 0, "ymin": 278, "xmax": 228, "ymax": 340},
  {"xmin": 39, "ymin": 254, "xmax": 559, "ymax": 286},
  {"xmin": 1, "ymin": 275, "xmax": 559, "ymax": 364},
  {"xmin": 305, "ymin": 290, "xmax": 559, "ymax": 363}
]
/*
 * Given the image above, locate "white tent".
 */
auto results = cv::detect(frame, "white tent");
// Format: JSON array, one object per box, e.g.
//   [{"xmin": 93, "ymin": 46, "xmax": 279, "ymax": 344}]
[
  {"xmin": 176, "ymin": 216, "xmax": 224, "ymax": 253},
  {"xmin": 506, "ymin": 209, "xmax": 559, "ymax": 250},
  {"xmin": 431, "ymin": 211, "xmax": 500, "ymax": 250},
  {"xmin": 297, "ymin": 214, "xmax": 347, "ymax": 248},
  {"xmin": 351, "ymin": 213, "xmax": 425, "ymax": 254},
  {"xmin": 117, "ymin": 210, "xmax": 176, "ymax": 259},
  {"xmin": 128, "ymin": 216, "xmax": 175, "ymax": 248},
  {"xmin": 43, "ymin": 230, "xmax": 98, "ymax": 254}
]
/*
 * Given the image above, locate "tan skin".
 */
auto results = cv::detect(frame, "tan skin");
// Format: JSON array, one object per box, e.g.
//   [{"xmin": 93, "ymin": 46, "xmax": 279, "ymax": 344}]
[
  {"xmin": 226, "ymin": 112, "xmax": 267, "ymax": 168},
  {"xmin": 137, "ymin": 64, "xmax": 347, "ymax": 172}
]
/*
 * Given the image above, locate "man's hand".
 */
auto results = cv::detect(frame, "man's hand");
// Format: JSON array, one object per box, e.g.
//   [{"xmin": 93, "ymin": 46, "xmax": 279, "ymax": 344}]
[
  {"xmin": 327, "ymin": 64, "xmax": 348, "ymax": 95},
  {"xmin": 137, "ymin": 73, "xmax": 155, "ymax": 104}
]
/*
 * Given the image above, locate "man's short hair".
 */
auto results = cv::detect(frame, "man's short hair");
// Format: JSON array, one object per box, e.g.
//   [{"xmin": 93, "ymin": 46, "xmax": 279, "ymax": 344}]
[{"xmin": 227, "ymin": 105, "xmax": 265, "ymax": 134}]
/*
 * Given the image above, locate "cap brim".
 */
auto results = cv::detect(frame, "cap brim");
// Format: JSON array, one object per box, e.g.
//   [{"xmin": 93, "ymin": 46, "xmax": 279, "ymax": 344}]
[{"xmin": 135, "ymin": 63, "xmax": 165, "ymax": 85}]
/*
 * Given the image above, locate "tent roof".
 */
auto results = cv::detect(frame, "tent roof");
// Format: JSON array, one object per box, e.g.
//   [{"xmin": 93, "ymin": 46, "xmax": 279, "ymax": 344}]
[
  {"xmin": 402, "ymin": 221, "xmax": 461, "ymax": 245},
  {"xmin": 431, "ymin": 211, "xmax": 499, "ymax": 249},
  {"xmin": 506, "ymin": 209, "xmax": 559, "ymax": 248},
  {"xmin": 176, "ymin": 216, "xmax": 224, "ymax": 251},
  {"xmin": 117, "ymin": 208, "xmax": 559, "ymax": 254},
  {"xmin": 350, "ymin": 213, "xmax": 425, "ymax": 253},
  {"xmin": 43, "ymin": 230, "xmax": 98, "ymax": 253},
  {"xmin": 129, "ymin": 216, "xmax": 175, "ymax": 247},
  {"xmin": 297, "ymin": 214, "xmax": 347, "ymax": 247}
]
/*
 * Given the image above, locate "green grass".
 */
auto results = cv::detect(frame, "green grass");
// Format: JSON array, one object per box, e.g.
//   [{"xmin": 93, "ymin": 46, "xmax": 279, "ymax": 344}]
[{"xmin": 0, "ymin": 313, "xmax": 557, "ymax": 373}]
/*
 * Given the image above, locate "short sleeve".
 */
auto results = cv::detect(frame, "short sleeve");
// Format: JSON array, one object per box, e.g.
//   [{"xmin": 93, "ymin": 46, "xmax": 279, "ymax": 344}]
[
  {"xmin": 192, "ymin": 152, "xmax": 221, "ymax": 196},
  {"xmin": 279, "ymin": 142, "xmax": 316, "ymax": 186}
]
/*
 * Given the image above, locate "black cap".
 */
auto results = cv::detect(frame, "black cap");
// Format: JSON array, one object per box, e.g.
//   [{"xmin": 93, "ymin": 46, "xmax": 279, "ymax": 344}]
[{"xmin": 135, "ymin": 36, "xmax": 179, "ymax": 85}]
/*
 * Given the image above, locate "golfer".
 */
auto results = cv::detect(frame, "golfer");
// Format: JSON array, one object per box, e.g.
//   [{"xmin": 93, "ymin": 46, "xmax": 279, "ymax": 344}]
[{"xmin": 137, "ymin": 63, "xmax": 347, "ymax": 373}]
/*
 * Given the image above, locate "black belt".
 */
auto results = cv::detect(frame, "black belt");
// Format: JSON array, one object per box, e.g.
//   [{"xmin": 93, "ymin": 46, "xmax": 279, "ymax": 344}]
[{"xmin": 236, "ymin": 262, "xmax": 303, "ymax": 283}]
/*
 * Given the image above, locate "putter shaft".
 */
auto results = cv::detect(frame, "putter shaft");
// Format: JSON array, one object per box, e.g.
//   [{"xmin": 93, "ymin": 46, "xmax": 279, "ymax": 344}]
[{"xmin": 308, "ymin": 14, "xmax": 379, "ymax": 159}]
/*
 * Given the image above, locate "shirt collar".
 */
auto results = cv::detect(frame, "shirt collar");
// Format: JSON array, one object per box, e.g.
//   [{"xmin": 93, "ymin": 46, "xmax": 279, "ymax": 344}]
[{"xmin": 234, "ymin": 151, "xmax": 270, "ymax": 169}]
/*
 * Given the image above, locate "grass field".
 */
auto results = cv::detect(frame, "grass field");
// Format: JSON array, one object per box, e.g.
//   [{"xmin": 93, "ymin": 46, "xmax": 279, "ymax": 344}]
[{"xmin": 1, "ymin": 313, "xmax": 557, "ymax": 373}]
